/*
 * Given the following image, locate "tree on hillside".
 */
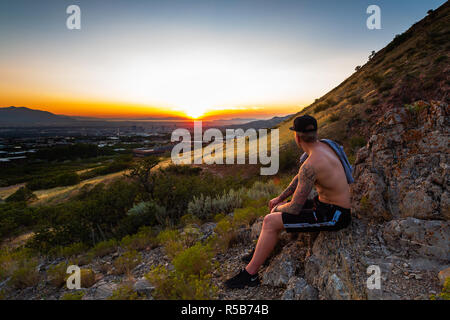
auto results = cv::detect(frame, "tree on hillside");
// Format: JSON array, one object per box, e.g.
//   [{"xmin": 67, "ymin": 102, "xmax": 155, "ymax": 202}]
[{"xmin": 126, "ymin": 156, "xmax": 160, "ymax": 200}]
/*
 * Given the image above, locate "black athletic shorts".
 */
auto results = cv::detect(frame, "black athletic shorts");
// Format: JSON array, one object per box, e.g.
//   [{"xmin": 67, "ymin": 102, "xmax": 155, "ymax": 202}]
[{"xmin": 281, "ymin": 196, "xmax": 351, "ymax": 233}]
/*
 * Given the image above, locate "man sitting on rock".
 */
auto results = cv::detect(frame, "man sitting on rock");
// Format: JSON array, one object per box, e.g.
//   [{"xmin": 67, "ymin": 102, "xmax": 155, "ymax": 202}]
[{"xmin": 225, "ymin": 115, "xmax": 354, "ymax": 289}]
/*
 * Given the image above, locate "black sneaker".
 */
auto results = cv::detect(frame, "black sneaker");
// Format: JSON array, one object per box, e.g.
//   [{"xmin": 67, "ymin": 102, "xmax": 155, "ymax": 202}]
[{"xmin": 224, "ymin": 269, "xmax": 260, "ymax": 289}]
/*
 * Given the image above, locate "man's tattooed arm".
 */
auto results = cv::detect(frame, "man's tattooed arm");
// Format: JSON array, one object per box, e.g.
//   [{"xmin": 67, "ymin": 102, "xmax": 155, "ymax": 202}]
[
  {"xmin": 277, "ymin": 175, "xmax": 298, "ymax": 201},
  {"xmin": 274, "ymin": 163, "xmax": 316, "ymax": 214}
]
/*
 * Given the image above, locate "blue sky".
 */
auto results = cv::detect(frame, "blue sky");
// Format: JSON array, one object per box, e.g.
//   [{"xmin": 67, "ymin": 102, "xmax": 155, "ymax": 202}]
[{"xmin": 0, "ymin": 0, "xmax": 446, "ymax": 118}]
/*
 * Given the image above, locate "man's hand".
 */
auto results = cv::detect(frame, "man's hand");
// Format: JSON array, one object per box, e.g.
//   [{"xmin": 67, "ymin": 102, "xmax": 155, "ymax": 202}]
[{"xmin": 268, "ymin": 196, "xmax": 282, "ymax": 211}]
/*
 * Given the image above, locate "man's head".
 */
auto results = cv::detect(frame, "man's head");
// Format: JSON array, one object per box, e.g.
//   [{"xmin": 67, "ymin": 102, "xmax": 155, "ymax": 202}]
[{"xmin": 289, "ymin": 115, "xmax": 318, "ymax": 147}]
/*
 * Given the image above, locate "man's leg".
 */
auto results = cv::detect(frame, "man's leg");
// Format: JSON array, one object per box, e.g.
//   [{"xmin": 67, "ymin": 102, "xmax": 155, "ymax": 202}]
[{"xmin": 245, "ymin": 212, "xmax": 284, "ymax": 275}]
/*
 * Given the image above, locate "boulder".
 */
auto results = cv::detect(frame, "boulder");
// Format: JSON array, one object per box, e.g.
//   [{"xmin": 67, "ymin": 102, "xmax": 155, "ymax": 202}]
[
  {"xmin": 282, "ymin": 277, "xmax": 318, "ymax": 300},
  {"xmin": 133, "ymin": 277, "xmax": 155, "ymax": 296},
  {"xmin": 262, "ymin": 241, "xmax": 307, "ymax": 287}
]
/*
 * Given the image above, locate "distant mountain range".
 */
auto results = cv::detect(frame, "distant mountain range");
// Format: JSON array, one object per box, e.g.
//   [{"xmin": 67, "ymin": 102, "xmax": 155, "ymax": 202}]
[
  {"xmin": 0, "ymin": 106, "xmax": 78, "ymax": 126},
  {"xmin": 221, "ymin": 115, "xmax": 294, "ymax": 130},
  {"xmin": 0, "ymin": 106, "xmax": 293, "ymax": 129}
]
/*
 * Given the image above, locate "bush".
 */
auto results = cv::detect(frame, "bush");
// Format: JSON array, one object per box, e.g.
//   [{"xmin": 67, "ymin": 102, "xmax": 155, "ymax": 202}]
[
  {"xmin": 156, "ymin": 229, "xmax": 185, "ymax": 258},
  {"xmin": 180, "ymin": 214, "xmax": 202, "ymax": 226},
  {"xmin": 121, "ymin": 201, "xmax": 166, "ymax": 234},
  {"xmin": 187, "ymin": 189, "xmax": 243, "ymax": 220},
  {"xmin": 146, "ymin": 265, "xmax": 217, "ymax": 300},
  {"xmin": 0, "ymin": 202, "xmax": 37, "ymax": 240},
  {"xmin": 8, "ymin": 258, "xmax": 40, "ymax": 289},
  {"xmin": 5, "ymin": 187, "xmax": 37, "ymax": 203},
  {"xmin": 47, "ymin": 261, "xmax": 69, "ymax": 287},
  {"xmin": 49, "ymin": 242, "xmax": 88, "ymax": 259},
  {"xmin": 278, "ymin": 141, "xmax": 300, "ymax": 173},
  {"xmin": 120, "ymin": 227, "xmax": 156, "ymax": 251},
  {"xmin": 28, "ymin": 180, "xmax": 139, "ymax": 252},
  {"xmin": 245, "ymin": 181, "xmax": 281, "ymax": 201},
  {"xmin": 172, "ymin": 243, "xmax": 214, "ymax": 277},
  {"xmin": 108, "ymin": 283, "xmax": 139, "ymax": 300},
  {"xmin": 27, "ymin": 172, "xmax": 80, "ymax": 191},
  {"xmin": 212, "ymin": 218, "xmax": 236, "ymax": 252},
  {"xmin": 89, "ymin": 239, "xmax": 118, "ymax": 258},
  {"xmin": 80, "ymin": 269, "xmax": 96, "ymax": 288},
  {"xmin": 113, "ymin": 250, "xmax": 142, "ymax": 275},
  {"xmin": 233, "ymin": 206, "xmax": 266, "ymax": 228}
]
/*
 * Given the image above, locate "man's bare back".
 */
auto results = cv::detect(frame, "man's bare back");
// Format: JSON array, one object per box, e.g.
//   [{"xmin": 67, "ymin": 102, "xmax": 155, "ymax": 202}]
[{"xmin": 304, "ymin": 141, "xmax": 351, "ymax": 209}]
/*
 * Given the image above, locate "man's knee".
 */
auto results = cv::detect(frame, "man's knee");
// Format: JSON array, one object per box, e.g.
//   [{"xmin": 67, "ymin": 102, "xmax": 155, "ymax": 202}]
[{"xmin": 263, "ymin": 213, "xmax": 283, "ymax": 231}]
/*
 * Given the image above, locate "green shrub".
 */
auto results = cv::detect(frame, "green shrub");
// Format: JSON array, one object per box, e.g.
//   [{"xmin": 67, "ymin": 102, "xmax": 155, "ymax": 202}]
[
  {"xmin": 146, "ymin": 265, "xmax": 217, "ymax": 300},
  {"xmin": 89, "ymin": 239, "xmax": 118, "ymax": 258},
  {"xmin": 49, "ymin": 242, "xmax": 88, "ymax": 259},
  {"xmin": 245, "ymin": 180, "xmax": 282, "ymax": 201},
  {"xmin": 212, "ymin": 218, "xmax": 236, "ymax": 252},
  {"xmin": 233, "ymin": 206, "xmax": 266, "ymax": 228},
  {"xmin": 0, "ymin": 248, "xmax": 31, "ymax": 281},
  {"xmin": 156, "ymin": 229, "xmax": 193, "ymax": 258},
  {"xmin": 172, "ymin": 243, "xmax": 214, "ymax": 277},
  {"xmin": 8, "ymin": 258, "xmax": 40, "ymax": 289},
  {"xmin": 122, "ymin": 201, "xmax": 166, "ymax": 234},
  {"xmin": 120, "ymin": 227, "xmax": 156, "ymax": 251},
  {"xmin": 26, "ymin": 172, "xmax": 80, "ymax": 191},
  {"xmin": 5, "ymin": 187, "xmax": 37, "ymax": 203},
  {"xmin": 80, "ymin": 269, "xmax": 96, "ymax": 288},
  {"xmin": 0, "ymin": 202, "xmax": 37, "ymax": 239},
  {"xmin": 61, "ymin": 291, "xmax": 85, "ymax": 300},
  {"xmin": 180, "ymin": 214, "xmax": 202, "ymax": 226},
  {"xmin": 108, "ymin": 283, "xmax": 139, "ymax": 300},
  {"xmin": 279, "ymin": 140, "xmax": 300, "ymax": 173},
  {"xmin": 113, "ymin": 250, "xmax": 142, "ymax": 275},
  {"xmin": 47, "ymin": 261, "xmax": 69, "ymax": 287},
  {"xmin": 187, "ymin": 189, "xmax": 243, "ymax": 220}
]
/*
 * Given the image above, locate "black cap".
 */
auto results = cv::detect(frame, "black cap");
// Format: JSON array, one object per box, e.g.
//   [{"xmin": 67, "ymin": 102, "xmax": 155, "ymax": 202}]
[{"xmin": 289, "ymin": 115, "xmax": 318, "ymax": 133}]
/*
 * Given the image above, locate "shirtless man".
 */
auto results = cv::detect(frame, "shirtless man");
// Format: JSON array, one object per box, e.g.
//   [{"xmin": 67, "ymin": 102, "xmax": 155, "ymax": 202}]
[{"xmin": 225, "ymin": 115, "xmax": 353, "ymax": 289}]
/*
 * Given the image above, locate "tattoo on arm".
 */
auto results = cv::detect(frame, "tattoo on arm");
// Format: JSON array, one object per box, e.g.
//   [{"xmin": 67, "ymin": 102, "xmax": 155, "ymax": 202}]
[
  {"xmin": 280, "ymin": 163, "xmax": 316, "ymax": 214},
  {"xmin": 278, "ymin": 175, "xmax": 298, "ymax": 201}
]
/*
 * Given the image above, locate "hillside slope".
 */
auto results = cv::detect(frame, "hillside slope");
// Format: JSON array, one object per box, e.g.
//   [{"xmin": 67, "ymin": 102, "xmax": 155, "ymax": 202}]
[{"xmin": 276, "ymin": 2, "xmax": 449, "ymax": 156}]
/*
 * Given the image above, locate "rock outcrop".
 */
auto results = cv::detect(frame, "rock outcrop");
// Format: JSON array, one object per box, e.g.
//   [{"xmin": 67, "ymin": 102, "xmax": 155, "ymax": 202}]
[{"xmin": 277, "ymin": 100, "xmax": 449, "ymax": 300}]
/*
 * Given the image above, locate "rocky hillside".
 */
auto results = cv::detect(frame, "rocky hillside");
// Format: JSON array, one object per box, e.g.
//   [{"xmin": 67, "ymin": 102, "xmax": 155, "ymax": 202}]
[
  {"xmin": 276, "ymin": 2, "xmax": 449, "ymax": 153},
  {"xmin": 1, "ymin": 3, "xmax": 449, "ymax": 301}
]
